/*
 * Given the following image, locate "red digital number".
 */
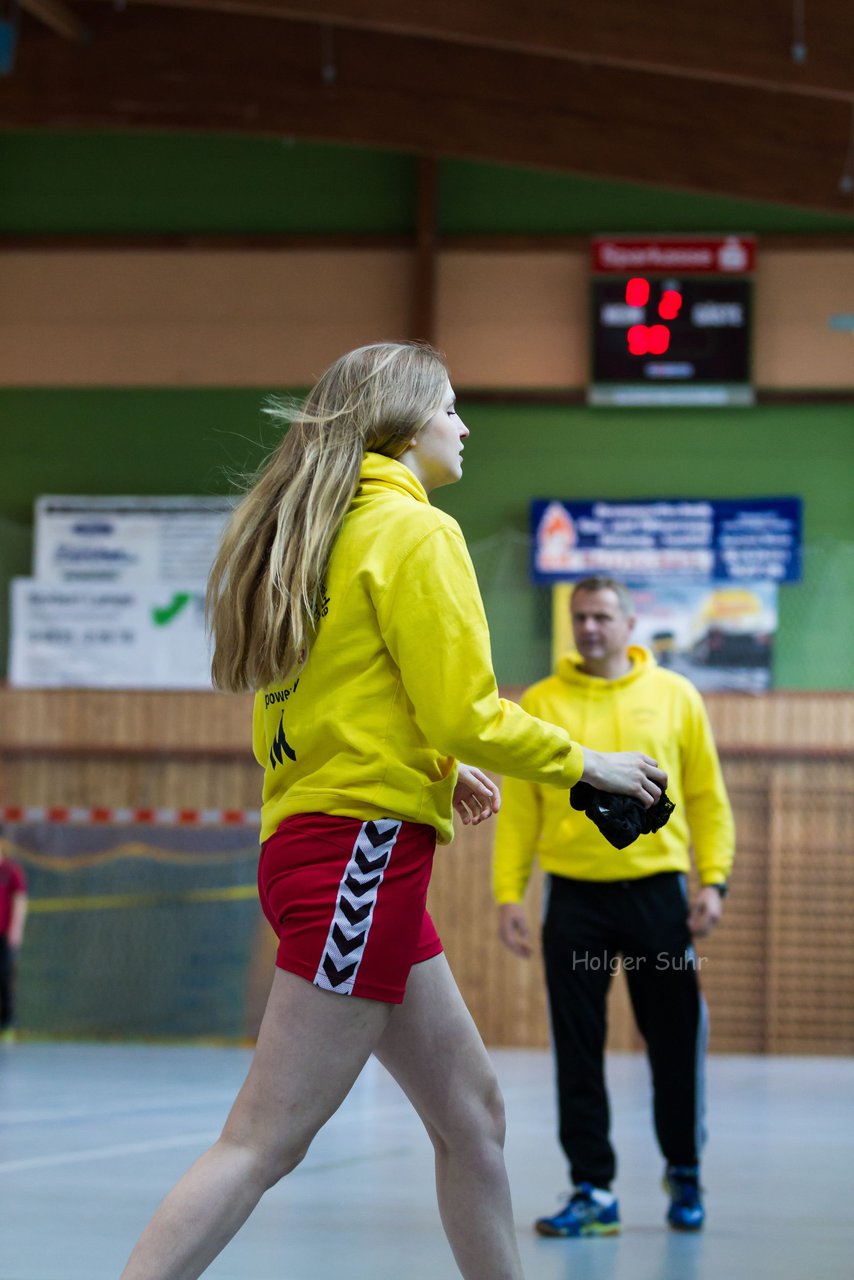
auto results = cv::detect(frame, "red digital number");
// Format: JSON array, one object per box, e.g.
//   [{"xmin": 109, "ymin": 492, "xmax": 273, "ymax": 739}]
[
  {"xmin": 626, "ymin": 277, "xmax": 650, "ymax": 307},
  {"xmin": 658, "ymin": 289, "xmax": 683, "ymax": 320},
  {"xmin": 627, "ymin": 323, "xmax": 671, "ymax": 356},
  {"xmin": 625, "ymin": 279, "xmax": 678, "ymax": 355},
  {"xmin": 627, "ymin": 324, "xmax": 648, "ymax": 355}
]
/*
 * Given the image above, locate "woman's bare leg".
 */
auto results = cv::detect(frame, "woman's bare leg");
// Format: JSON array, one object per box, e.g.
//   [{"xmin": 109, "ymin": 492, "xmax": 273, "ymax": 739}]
[
  {"xmin": 120, "ymin": 968, "xmax": 393, "ymax": 1280},
  {"xmin": 373, "ymin": 952, "xmax": 525, "ymax": 1280}
]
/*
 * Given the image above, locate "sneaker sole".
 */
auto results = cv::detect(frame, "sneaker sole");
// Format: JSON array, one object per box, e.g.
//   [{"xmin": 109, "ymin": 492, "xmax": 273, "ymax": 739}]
[{"xmin": 535, "ymin": 1221, "xmax": 621, "ymax": 1238}]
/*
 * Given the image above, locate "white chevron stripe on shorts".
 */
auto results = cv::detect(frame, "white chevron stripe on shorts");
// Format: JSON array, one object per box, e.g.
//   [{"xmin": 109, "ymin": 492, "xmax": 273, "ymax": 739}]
[{"xmin": 313, "ymin": 819, "xmax": 401, "ymax": 996}]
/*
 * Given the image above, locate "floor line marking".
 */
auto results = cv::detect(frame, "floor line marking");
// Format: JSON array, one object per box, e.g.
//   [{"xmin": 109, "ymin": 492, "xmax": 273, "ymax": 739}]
[
  {"xmin": 0, "ymin": 1090, "xmax": 236, "ymax": 1126},
  {"xmin": 0, "ymin": 1102, "xmax": 417, "ymax": 1174},
  {"xmin": 0, "ymin": 1131, "xmax": 216, "ymax": 1174},
  {"xmin": 0, "ymin": 1135, "xmax": 417, "ymax": 1178}
]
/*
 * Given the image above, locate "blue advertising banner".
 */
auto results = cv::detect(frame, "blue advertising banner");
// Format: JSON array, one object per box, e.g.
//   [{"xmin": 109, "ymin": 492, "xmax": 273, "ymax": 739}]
[{"xmin": 531, "ymin": 497, "xmax": 801, "ymax": 584}]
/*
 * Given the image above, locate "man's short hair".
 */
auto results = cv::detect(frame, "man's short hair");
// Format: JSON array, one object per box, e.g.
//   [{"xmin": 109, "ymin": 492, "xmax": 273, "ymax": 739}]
[{"xmin": 570, "ymin": 576, "xmax": 635, "ymax": 617}]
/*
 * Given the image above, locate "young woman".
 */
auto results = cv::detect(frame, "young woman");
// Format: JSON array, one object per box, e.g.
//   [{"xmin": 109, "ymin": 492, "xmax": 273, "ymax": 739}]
[{"xmin": 120, "ymin": 342, "xmax": 665, "ymax": 1280}]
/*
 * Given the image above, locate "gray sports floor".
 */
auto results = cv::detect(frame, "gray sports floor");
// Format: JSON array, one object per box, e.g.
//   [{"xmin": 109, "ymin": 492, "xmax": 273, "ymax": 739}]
[{"xmin": 1, "ymin": 1043, "xmax": 851, "ymax": 1279}]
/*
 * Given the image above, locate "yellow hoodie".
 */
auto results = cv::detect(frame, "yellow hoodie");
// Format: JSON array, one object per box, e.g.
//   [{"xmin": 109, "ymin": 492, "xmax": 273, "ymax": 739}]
[
  {"xmin": 253, "ymin": 453, "xmax": 585, "ymax": 844},
  {"xmin": 492, "ymin": 646, "xmax": 735, "ymax": 901}
]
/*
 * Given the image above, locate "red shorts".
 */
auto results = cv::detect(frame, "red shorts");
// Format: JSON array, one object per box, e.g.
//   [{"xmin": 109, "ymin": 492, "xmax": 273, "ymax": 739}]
[{"xmin": 257, "ymin": 813, "xmax": 443, "ymax": 1004}]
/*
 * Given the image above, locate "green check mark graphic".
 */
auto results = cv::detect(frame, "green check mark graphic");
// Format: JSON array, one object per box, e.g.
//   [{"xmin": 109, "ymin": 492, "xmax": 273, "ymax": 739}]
[{"xmin": 152, "ymin": 592, "xmax": 191, "ymax": 626}]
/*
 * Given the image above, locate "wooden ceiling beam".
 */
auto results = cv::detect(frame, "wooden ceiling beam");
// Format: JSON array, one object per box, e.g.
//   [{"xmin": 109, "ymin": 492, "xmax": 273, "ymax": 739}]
[
  {"xmin": 411, "ymin": 156, "xmax": 438, "ymax": 345},
  {"xmin": 20, "ymin": 0, "xmax": 89, "ymax": 43},
  {"xmin": 2, "ymin": 7, "xmax": 852, "ymax": 214},
  {"xmin": 82, "ymin": 0, "xmax": 854, "ymax": 101}
]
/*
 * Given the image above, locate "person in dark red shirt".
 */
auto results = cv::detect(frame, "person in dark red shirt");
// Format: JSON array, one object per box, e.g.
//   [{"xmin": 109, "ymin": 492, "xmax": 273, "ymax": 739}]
[{"xmin": 0, "ymin": 847, "xmax": 28, "ymax": 1039}]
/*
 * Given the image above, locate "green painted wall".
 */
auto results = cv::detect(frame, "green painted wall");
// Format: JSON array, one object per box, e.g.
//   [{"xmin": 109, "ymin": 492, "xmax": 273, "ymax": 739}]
[
  {"xmin": 0, "ymin": 133, "xmax": 418, "ymax": 234},
  {"xmin": 439, "ymin": 159, "xmax": 854, "ymax": 235},
  {"xmin": 1, "ymin": 132, "xmax": 852, "ymax": 688},
  {"xmin": 3, "ymin": 131, "xmax": 854, "ymax": 235},
  {"xmin": 1, "ymin": 390, "xmax": 851, "ymax": 688},
  {"xmin": 435, "ymin": 403, "xmax": 854, "ymax": 689}
]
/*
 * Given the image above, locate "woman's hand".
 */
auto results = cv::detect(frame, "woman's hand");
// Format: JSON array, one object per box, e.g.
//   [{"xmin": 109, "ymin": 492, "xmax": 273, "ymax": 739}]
[
  {"xmin": 453, "ymin": 765, "xmax": 502, "ymax": 826},
  {"xmin": 580, "ymin": 749, "xmax": 668, "ymax": 808}
]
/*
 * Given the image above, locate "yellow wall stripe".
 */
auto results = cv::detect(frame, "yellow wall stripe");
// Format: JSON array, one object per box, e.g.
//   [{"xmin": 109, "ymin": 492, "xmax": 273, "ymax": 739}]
[{"xmin": 30, "ymin": 885, "xmax": 258, "ymax": 913}]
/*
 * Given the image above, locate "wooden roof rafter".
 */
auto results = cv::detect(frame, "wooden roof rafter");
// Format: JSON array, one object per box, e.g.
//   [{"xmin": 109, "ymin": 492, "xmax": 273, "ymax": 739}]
[
  {"xmin": 82, "ymin": 0, "xmax": 854, "ymax": 102},
  {"xmin": 20, "ymin": 0, "xmax": 88, "ymax": 44},
  {"xmin": 0, "ymin": 0, "xmax": 852, "ymax": 215}
]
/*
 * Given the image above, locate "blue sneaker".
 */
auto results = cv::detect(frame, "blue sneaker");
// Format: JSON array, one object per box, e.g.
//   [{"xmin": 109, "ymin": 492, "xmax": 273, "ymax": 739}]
[
  {"xmin": 535, "ymin": 1184, "xmax": 621, "ymax": 1237},
  {"xmin": 664, "ymin": 1165, "xmax": 705, "ymax": 1231}
]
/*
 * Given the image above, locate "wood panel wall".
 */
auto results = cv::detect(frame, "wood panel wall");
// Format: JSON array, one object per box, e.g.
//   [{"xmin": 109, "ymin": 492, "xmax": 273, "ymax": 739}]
[
  {"xmin": 1, "ymin": 247, "xmax": 852, "ymax": 388},
  {"xmin": 1, "ymin": 688, "xmax": 852, "ymax": 1053}
]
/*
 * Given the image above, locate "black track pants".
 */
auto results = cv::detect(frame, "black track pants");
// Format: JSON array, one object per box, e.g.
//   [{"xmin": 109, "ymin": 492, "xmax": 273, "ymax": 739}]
[{"xmin": 541, "ymin": 872, "xmax": 707, "ymax": 1189}]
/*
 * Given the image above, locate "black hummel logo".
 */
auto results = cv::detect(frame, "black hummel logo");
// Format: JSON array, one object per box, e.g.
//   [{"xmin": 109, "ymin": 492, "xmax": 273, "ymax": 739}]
[
  {"xmin": 338, "ymin": 898, "xmax": 372, "ymax": 927},
  {"xmin": 322, "ymin": 955, "xmax": 357, "ymax": 987},
  {"xmin": 269, "ymin": 712, "xmax": 296, "ymax": 768},
  {"xmin": 331, "ymin": 924, "xmax": 367, "ymax": 956},
  {"xmin": 344, "ymin": 872, "xmax": 382, "ymax": 898},
  {"xmin": 355, "ymin": 846, "xmax": 391, "ymax": 875},
  {"xmin": 363, "ymin": 820, "xmax": 393, "ymax": 847}
]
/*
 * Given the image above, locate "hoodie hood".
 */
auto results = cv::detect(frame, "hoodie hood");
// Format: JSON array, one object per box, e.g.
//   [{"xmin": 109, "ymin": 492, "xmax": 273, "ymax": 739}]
[
  {"xmin": 360, "ymin": 451, "xmax": 430, "ymax": 505},
  {"xmin": 557, "ymin": 644, "xmax": 655, "ymax": 690}
]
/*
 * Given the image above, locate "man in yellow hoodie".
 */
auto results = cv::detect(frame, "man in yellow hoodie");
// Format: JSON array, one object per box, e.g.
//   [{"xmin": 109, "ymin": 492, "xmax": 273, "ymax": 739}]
[{"xmin": 493, "ymin": 576, "xmax": 734, "ymax": 1237}]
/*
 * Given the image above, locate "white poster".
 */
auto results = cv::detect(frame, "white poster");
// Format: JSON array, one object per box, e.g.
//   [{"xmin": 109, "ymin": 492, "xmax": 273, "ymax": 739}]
[
  {"xmin": 33, "ymin": 495, "xmax": 234, "ymax": 583},
  {"xmin": 8, "ymin": 579, "xmax": 212, "ymax": 689}
]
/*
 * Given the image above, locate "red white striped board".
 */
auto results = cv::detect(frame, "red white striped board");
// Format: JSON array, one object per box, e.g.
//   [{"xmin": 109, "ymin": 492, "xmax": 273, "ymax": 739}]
[{"xmin": 0, "ymin": 806, "xmax": 261, "ymax": 826}]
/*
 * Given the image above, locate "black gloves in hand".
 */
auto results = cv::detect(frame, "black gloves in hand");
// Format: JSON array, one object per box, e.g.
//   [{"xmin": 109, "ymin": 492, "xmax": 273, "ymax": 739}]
[{"xmin": 569, "ymin": 781, "xmax": 675, "ymax": 850}]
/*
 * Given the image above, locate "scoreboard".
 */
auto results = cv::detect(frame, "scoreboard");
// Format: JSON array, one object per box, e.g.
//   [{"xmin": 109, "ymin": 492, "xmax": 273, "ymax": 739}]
[{"xmin": 589, "ymin": 236, "xmax": 755, "ymax": 406}]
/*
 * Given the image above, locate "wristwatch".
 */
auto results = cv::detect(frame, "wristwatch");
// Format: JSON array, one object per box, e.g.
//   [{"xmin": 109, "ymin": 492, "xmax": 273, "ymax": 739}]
[{"xmin": 707, "ymin": 882, "xmax": 728, "ymax": 898}]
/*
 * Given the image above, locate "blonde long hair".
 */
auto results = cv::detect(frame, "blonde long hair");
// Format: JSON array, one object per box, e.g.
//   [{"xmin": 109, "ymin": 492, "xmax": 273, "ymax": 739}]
[{"xmin": 207, "ymin": 342, "xmax": 449, "ymax": 692}]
